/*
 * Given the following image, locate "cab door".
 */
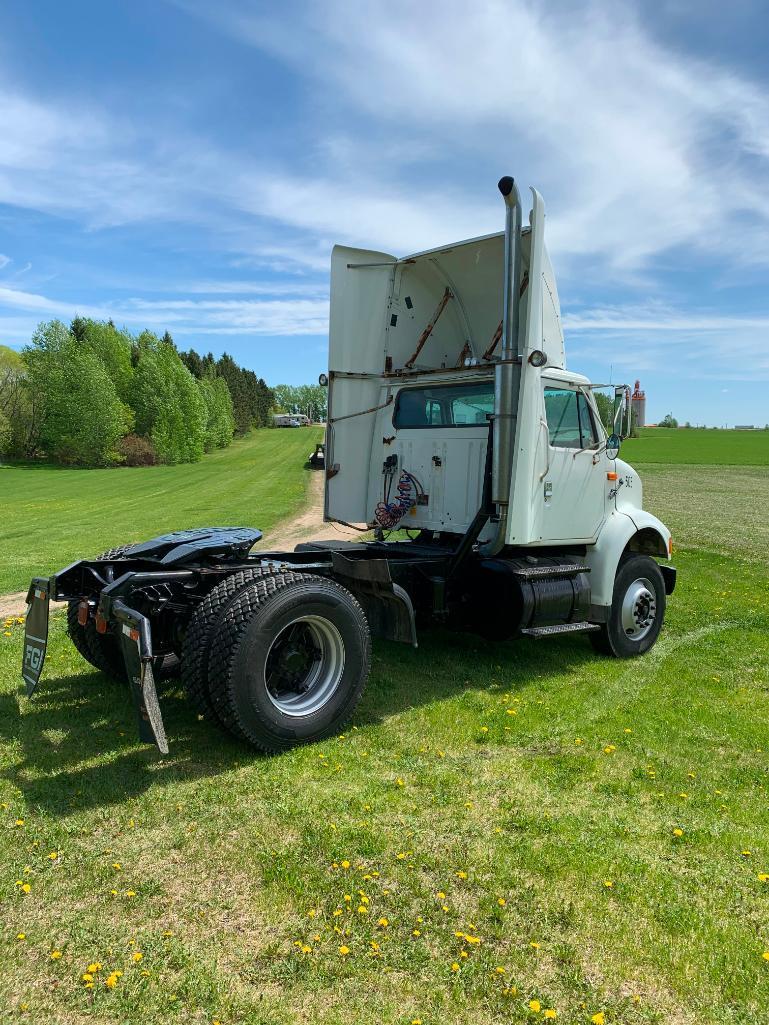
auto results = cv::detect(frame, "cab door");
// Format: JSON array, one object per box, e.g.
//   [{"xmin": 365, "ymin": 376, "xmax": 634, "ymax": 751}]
[{"xmin": 539, "ymin": 385, "xmax": 606, "ymax": 542}]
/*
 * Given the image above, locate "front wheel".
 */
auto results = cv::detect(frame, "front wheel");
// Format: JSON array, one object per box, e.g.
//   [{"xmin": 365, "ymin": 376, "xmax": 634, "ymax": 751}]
[
  {"xmin": 590, "ymin": 554, "xmax": 666, "ymax": 658},
  {"xmin": 206, "ymin": 574, "xmax": 371, "ymax": 751}
]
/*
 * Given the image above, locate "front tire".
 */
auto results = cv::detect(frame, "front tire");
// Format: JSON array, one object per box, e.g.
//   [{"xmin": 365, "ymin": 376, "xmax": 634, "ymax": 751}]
[
  {"xmin": 207, "ymin": 574, "xmax": 371, "ymax": 751},
  {"xmin": 590, "ymin": 554, "xmax": 666, "ymax": 658}
]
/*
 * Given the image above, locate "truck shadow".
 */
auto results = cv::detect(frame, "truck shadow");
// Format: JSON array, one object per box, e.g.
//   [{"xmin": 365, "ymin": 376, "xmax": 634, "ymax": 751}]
[{"xmin": 4, "ymin": 631, "xmax": 596, "ymax": 816}]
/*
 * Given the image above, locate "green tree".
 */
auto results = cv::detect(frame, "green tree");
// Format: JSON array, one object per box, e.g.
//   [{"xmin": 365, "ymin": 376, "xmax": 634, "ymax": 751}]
[
  {"xmin": 77, "ymin": 319, "xmax": 134, "ymax": 402},
  {"xmin": 24, "ymin": 321, "xmax": 132, "ymax": 465},
  {"xmin": 130, "ymin": 334, "xmax": 206, "ymax": 463},
  {"xmin": 659, "ymin": 412, "xmax": 678, "ymax": 428},
  {"xmin": 197, "ymin": 372, "xmax": 235, "ymax": 450}
]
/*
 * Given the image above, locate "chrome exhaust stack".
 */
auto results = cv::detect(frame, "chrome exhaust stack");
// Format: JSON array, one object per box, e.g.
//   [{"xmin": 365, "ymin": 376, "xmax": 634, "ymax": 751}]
[{"xmin": 480, "ymin": 175, "xmax": 522, "ymax": 556}]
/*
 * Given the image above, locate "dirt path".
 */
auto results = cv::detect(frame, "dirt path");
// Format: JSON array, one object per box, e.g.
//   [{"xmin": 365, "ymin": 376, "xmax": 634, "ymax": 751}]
[{"xmin": 0, "ymin": 471, "xmax": 362, "ymax": 620}]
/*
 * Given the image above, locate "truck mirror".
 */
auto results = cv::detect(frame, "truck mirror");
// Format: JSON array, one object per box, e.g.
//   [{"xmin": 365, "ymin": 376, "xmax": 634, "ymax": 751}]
[
  {"xmin": 606, "ymin": 433, "xmax": 621, "ymax": 460},
  {"xmin": 318, "ymin": 373, "xmax": 328, "ymax": 387}
]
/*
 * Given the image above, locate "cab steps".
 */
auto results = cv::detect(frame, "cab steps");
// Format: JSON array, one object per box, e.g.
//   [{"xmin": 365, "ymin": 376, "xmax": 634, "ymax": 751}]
[{"xmin": 521, "ymin": 621, "xmax": 600, "ymax": 638}]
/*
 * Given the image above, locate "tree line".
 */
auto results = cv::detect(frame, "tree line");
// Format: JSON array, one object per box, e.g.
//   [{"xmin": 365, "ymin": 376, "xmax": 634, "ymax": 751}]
[{"xmin": 0, "ymin": 319, "xmax": 273, "ymax": 467}]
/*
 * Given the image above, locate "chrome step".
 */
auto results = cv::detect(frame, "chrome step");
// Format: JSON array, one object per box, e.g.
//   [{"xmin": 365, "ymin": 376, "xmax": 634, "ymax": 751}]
[
  {"xmin": 521, "ymin": 621, "xmax": 600, "ymax": 638},
  {"xmin": 511, "ymin": 563, "xmax": 588, "ymax": 579}
]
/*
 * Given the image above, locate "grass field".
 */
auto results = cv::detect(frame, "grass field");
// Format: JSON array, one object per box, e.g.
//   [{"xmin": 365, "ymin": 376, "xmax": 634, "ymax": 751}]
[
  {"xmin": 0, "ymin": 428, "xmax": 323, "ymax": 595},
  {"xmin": 2, "ymin": 430, "xmax": 768, "ymax": 1024},
  {"xmin": 622, "ymin": 427, "xmax": 769, "ymax": 465}
]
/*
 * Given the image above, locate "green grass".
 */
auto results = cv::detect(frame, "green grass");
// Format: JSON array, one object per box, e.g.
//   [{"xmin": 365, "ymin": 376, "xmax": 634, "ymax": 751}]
[
  {"xmin": 622, "ymin": 427, "xmax": 769, "ymax": 465},
  {"xmin": 0, "ymin": 428, "xmax": 323, "ymax": 594},
  {"xmin": 2, "ymin": 434, "xmax": 769, "ymax": 1024}
]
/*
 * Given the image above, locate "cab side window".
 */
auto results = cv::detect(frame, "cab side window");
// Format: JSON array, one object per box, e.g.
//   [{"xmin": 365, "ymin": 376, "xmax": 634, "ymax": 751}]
[{"xmin": 544, "ymin": 387, "xmax": 599, "ymax": 449}]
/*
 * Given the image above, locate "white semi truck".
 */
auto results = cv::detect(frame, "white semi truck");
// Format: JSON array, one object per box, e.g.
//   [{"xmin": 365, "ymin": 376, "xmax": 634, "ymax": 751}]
[{"xmin": 23, "ymin": 177, "xmax": 675, "ymax": 754}]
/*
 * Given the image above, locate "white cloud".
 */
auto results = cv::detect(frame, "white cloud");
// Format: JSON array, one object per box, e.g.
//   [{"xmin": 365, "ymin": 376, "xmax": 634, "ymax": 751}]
[
  {"xmin": 0, "ymin": 254, "xmax": 10, "ymax": 269},
  {"xmin": 0, "ymin": 282, "xmax": 328, "ymax": 338},
  {"xmin": 177, "ymin": 0, "xmax": 769, "ymax": 272}
]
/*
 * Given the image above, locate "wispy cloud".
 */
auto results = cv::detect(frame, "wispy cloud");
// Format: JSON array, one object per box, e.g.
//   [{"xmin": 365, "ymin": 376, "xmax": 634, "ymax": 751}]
[
  {"xmin": 0, "ymin": 281, "xmax": 328, "ymax": 343},
  {"xmin": 176, "ymin": 0, "xmax": 769, "ymax": 273}
]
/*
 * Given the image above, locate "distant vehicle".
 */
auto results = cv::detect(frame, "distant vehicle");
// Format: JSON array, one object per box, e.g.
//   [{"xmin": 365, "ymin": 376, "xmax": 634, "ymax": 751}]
[
  {"xmin": 308, "ymin": 442, "xmax": 325, "ymax": 469},
  {"xmin": 273, "ymin": 413, "xmax": 308, "ymax": 427}
]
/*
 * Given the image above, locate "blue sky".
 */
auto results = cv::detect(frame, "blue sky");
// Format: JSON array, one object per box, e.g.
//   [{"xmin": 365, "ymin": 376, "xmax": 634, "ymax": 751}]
[{"xmin": 1, "ymin": 0, "xmax": 768, "ymax": 425}]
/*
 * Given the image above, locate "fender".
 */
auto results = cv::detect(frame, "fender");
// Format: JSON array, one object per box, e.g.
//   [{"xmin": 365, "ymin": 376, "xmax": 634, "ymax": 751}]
[{"xmin": 586, "ymin": 509, "xmax": 671, "ymax": 608}]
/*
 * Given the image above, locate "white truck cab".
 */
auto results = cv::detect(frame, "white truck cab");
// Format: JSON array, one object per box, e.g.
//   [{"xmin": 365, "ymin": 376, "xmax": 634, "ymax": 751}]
[{"xmin": 324, "ymin": 177, "xmax": 675, "ymax": 653}]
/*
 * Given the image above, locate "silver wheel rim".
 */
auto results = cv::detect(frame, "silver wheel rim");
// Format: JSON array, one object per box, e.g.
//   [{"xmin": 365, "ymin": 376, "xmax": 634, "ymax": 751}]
[
  {"xmin": 264, "ymin": 615, "xmax": 345, "ymax": 717},
  {"xmin": 620, "ymin": 576, "xmax": 657, "ymax": 641}
]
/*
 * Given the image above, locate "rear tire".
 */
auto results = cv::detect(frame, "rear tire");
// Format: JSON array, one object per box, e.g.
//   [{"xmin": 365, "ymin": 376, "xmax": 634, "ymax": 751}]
[
  {"xmin": 590, "ymin": 554, "xmax": 666, "ymax": 658},
  {"xmin": 66, "ymin": 601, "xmax": 127, "ymax": 680},
  {"xmin": 66, "ymin": 544, "xmax": 135, "ymax": 680},
  {"xmin": 181, "ymin": 567, "xmax": 286, "ymax": 722},
  {"xmin": 207, "ymin": 574, "xmax": 371, "ymax": 751}
]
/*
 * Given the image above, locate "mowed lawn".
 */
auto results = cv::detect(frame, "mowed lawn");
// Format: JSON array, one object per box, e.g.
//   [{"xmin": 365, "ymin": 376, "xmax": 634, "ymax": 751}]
[
  {"xmin": 0, "ymin": 428, "xmax": 323, "ymax": 595},
  {"xmin": 622, "ymin": 426, "xmax": 769, "ymax": 465},
  {"xmin": 1, "ymin": 433, "xmax": 769, "ymax": 1024}
]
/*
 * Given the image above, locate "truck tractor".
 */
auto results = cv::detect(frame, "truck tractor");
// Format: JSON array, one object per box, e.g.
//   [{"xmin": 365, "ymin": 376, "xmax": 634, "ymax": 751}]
[{"xmin": 22, "ymin": 177, "xmax": 676, "ymax": 755}]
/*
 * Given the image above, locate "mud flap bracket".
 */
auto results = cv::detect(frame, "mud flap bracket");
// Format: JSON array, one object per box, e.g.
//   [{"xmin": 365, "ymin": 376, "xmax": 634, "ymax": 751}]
[{"xmin": 112, "ymin": 600, "xmax": 169, "ymax": 755}]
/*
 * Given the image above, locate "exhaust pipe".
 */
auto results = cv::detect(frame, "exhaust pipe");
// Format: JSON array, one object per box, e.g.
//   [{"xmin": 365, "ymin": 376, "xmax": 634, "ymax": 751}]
[{"xmin": 480, "ymin": 176, "xmax": 523, "ymax": 556}]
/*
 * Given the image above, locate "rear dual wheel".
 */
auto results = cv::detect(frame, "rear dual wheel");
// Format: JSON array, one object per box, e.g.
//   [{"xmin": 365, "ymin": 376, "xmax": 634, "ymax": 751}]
[{"xmin": 182, "ymin": 571, "xmax": 371, "ymax": 752}]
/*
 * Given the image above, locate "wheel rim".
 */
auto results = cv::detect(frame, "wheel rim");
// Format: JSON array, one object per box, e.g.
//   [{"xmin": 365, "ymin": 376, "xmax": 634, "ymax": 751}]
[
  {"xmin": 620, "ymin": 576, "xmax": 657, "ymax": 641},
  {"xmin": 264, "ymin": 615, "xmax": 345, "ymax": 716}
]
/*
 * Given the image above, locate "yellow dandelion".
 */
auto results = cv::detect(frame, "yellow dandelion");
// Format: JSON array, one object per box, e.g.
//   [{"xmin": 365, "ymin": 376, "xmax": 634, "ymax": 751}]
[
  {"xmin": 15, "ymin": 819, "xmax": 25, "ymax": 827},
  {"xmin": 357, "ymin": 905, "xmax": 368, "ymax": 914},
  {"xmin": 82, "ymin": 973, "xmax": 94, "ymax": 982},
  {"xmin": 125, "ymin": 890, "xmax": 136, "ymax": 897},
  {"xmin": 340, "ymin": 859, "xmax": 350, "ymax": 869},
  {"xmin": 762, "ymin": 951, "xmax": 769, "ymax": 961},
  {"xmin": 87, "ymin": 963, "xmax": 102, "ymax": 973},
  {"xmin": 17, "ymin": 933, "xmax": 26, "ymax": 940},
  {"xmin": 50, "ymin": 950, "xmax": 62, "ymax": 960},
  {"xmin": 494, "ymin": 966, "xmax": 506, "ymax": 974},
  {"xmin": 742, "ymin": 851, "xmax": 751, "ymax": 858},
  {"xmin": 603, "ymin": 880, "xmax": 614, "ymax": 889},
  {"xmin": 412, "ymin": 929, "xmax": 421, "ymax": 937},
  {"xmin": 603, "ymin": 745, "xmax": 616, "ymax": 754},
  {"xmin": 529, "ymin": 999, "xmax": 541, "ymax": 1012},
  {"xmin": 112, "ymin": 862, "xmax": 122, "ymax": 870},
  {"xmin": 529, "ymin": 941, "xmax": 540, "ymax": 950},
  {"xmin": 47, "ymin": 851, "xmax": 58, "ymax": 860},
  {"xmin": 333, "ymin": 908, "xmax": 343, "ymax": 917},
  {"xmin": 437, "ymin": 891, "xmax": 446, "ymax": 899},
  {"xmin": 450, "ymin": 962, "xmax": 460, "ymax": 972},
  {"xmin": 673, "ymin": 828, "xmax": 684, "ymax": 837},
  {"xmin": 575, "ymin": 737, "xmax": 583, "ymax": 744},
  {"xmin": 590, "ymin": 1014, "xmax": 605, "ymax": 1025},
  {"xmin": 338, "ymin": 945, "xmax": 350, "ymax": 956},
  {"xmin": 456, "ymin": 870, "xmax": 468, "ymax": 879},
  {"xmin": 544, "ymin": 1011, "xmax": 557, "ymax": 1020},
  {"xmin": 480, "ymin": 726, "xmax": 489, "ymax": 733},
  {"xmin": 396, "ymin": 778, "xmax": 405, "ymax": 786},
  {"xmin": 133, "ymin": 952, "xmax": 143, "ymax": 962},
  {"xmin": 377, "ymin": 917, "xmax": 389, "ymax": 928},
  {"xmin": 498, "ymin": 897, "xmax": 507, "ymax": 906},
  {"xmin": 466, "ymin": 934, "xmax": 481, "ymax": 945},
  {"xmin": 20, "ymin": 883, "xmax": 31, "ymax": 894},
  {"xmin": 759, "ymin": 873, "xmax": 769, "ymax": 883}
]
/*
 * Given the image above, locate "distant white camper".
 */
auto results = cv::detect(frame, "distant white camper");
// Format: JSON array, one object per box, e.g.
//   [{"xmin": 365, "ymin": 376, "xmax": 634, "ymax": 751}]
[{"xmin": 273, "ymin": 413, "xmax": 310, "ymax": 427}]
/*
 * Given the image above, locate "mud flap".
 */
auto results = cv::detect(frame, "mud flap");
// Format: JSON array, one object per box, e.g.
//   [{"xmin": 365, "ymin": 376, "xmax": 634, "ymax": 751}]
[
  {"xmin": 112, "ymin": 601, "xmax": 169, "ymax": 755},
  {"xmin": 22, "ymin": 578, "xmax": 50, "ymax": 696}
]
